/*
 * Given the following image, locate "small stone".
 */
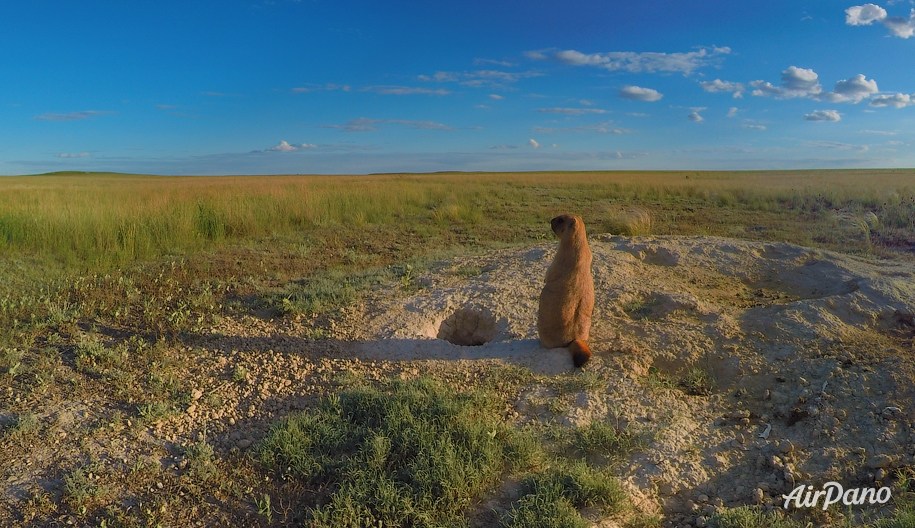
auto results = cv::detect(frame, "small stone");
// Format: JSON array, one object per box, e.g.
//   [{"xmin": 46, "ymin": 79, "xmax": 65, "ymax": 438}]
[
  {"xmin": 192, "ymin": 389, "xmax": 203, "ymax": 401},
  {"xmin": 778, "ymin": 440, "xmax": 794, "ymax": 454},
  {"xmin": 695, "ymin": 516, "xmax": 708, "ymax": 528},
  {"xmin": 869, "ymin": 454, "xmax": 894, "ymax": 469},
  {"xmin": 697, "ymin": 494, "xmax": 709, "ymax": 503},
  {"xmin": 753, "ymin": 488, "xmax": 764, "ymax": 503},
  {"xmin": 237, "ymin": 438, "xmax": 252, "ymax": 449},
  {"xmin": 228, "ymin": 417, "xmax": 236, "ymax": 426}
]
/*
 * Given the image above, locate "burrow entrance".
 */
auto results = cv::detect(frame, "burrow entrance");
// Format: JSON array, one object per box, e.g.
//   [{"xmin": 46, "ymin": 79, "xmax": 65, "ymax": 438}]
[{"xmin": 437, "ymin": 306, "xmax": 497, "ymax": 346}]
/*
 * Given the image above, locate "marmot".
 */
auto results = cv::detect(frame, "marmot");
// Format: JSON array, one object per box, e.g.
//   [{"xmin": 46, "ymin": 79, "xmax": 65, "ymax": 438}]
[{"xmin": 537, "ymin": 214, "xmax": 594, "ymax": 367}]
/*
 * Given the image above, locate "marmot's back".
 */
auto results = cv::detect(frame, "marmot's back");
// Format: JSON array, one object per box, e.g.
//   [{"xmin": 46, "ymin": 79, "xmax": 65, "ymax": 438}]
[{"xmin": 537, "ymin": 214, "xmax": 594, "ymax": 367}]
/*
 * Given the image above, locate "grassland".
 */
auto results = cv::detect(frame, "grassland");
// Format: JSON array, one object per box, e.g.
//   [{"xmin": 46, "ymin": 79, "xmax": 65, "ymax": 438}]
[{"xmin": 1, "ymin": 169, "xmax": 914, "ymax": 527}]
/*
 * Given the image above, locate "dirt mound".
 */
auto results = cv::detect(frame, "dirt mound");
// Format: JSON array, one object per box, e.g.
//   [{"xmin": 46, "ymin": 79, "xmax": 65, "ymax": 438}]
[{"xmin": 340, "ymin": 235, "xmax": 915, "ymax": 521}]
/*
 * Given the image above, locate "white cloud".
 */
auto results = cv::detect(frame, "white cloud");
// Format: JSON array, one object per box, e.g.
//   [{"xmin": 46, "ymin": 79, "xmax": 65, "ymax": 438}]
[
  {"xmin": 619, "ymin": 85, "xmax": 663, "ymax": 102},
  {"xmin": 700, "ymin": 79, "xmax": 745, "ymax": 98},
  {"xmin": 727, "ymin": 107, "xmax": 739, "ymax": 118},
  {"xmin": 536, "ymin": 107, "xmax": 607, "ymax": 115},
  {"xmin": 870, "ymin": 92, "xmax": 914, "ymax": 107},
  {"xmin": 270, "ymin": 140, "xmax": 297, "ymax": 152},
  {"xmin": 846, "ymin": 3, "xmax": 915, "ymax": 38},
  {"xmin": 804, "ymin": 109, "xmax": 842, "ymax": 121},
  {"xmin": 688, "ymin": 111, "xmax": 704, "ymax": 123},
  {"xmin": 267, "ymin": 140, "xmax": 317, "ymax": 152},
  {"xmin": 883, "ymin": 10, "xmax": 915, "ymax": 38},
  {"xmin": 531, "ymin": 46, "xmax": 730, "ymax": 75},
  {"xmin": 57, "ymin": 152, "xmax": 91, "ymax": 158},
  {"xmin": 845, "ymin": 3, "xmax": 887, "ymax": 25},
  {"xmin": 742, "ymin": 122, "xmax": 767, "ymax": 131},
  {"xmin": 751, "ymin": 66, "xmax": 823, "ymax": 99},
  {"xmin": 488, "ymin": 94, "xmax": 504, "ymax": 100},
  {"xmin": 781, "ymin": 66, "xmax": 822, "ymax": 96},
  {"xmin": 753, "ymin": 68, "xmax": 882, "ymax": 104},
  {"xmin": 528, "ymin": 138, "xmax": 541, "ymax": 149},
  {"xmin": 825, "ymin": 74, "xmax": 879, "ymax": 103}
]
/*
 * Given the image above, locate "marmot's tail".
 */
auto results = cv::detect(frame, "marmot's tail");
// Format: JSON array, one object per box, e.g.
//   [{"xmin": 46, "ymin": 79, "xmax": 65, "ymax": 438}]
[{"xmin": 569, "ymin": 339, "xmax": 591, "ymax": 368}]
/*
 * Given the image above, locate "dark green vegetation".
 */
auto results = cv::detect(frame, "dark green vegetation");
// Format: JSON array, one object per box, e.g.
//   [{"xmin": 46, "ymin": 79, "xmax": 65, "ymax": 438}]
[{"xmin": 259, "ymin": 377, "xmax": 642, "ymax": 527}]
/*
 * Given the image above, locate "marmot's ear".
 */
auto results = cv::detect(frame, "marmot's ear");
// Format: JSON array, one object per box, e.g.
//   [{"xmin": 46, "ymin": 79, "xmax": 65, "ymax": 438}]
[{"xmin": 569, "ymin": 217, "xmax": 577, "ymax": 227}]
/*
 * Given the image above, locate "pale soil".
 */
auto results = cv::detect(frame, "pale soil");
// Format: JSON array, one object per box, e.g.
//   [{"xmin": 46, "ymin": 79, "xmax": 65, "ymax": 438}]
[{"xmin": 3, "ymin": 235, "xmax": 914, "ymax": 526}]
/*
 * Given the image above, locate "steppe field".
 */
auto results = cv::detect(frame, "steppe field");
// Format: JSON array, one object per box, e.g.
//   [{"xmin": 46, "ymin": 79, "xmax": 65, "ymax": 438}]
[{"xmin": 1, "ymin": 169, "xmax": 914, "ymax": 527}]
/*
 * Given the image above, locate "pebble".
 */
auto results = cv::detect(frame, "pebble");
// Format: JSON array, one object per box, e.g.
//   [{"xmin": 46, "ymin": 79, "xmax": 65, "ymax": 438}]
[
  {"xmin": 753, "ymin": 487, "xmax": 765, "ymax": 503},
  {"xmin": 237, "ymin": 438, "xmax": 252, "ymax": 449},
  {"xmin": 192, "ymin": 389, "xmax": 203, "ymax": 401}
]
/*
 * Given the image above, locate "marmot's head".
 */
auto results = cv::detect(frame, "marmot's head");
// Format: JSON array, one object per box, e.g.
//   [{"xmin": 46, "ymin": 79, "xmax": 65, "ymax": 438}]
[{"xmin": 550, "ymin": 214, "xmax": 585, "ymax": 239}]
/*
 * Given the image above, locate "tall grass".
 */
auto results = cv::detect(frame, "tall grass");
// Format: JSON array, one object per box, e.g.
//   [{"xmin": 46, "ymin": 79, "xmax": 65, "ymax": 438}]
[{"xmin": 0, "ymin": 170, "xmax": 913, "ymax": 269}]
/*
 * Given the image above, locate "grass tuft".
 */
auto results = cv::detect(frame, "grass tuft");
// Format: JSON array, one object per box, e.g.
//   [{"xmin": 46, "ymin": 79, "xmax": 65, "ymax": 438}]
[{"xmin": 260, "ymin": 377, "xmax": 537, "ymax": 527}]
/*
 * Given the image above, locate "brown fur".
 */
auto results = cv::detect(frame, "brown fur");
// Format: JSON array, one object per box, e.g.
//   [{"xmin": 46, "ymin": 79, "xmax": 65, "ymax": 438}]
[{"xmin": 537, "ymin": 214, "xmax": 595, "ymax": 367}]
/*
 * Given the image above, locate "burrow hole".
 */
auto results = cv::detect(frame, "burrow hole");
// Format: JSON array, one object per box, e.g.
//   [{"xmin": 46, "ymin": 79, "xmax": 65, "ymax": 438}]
[{"xmin": 436, "ymin": 306, "xmax": 497, "ymax": 346}]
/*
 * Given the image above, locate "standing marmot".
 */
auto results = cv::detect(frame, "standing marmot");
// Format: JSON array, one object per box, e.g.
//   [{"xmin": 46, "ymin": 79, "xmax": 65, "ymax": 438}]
[{"xmin": 537, "ymin": 214, "xmax": 594, "ymax": 367}]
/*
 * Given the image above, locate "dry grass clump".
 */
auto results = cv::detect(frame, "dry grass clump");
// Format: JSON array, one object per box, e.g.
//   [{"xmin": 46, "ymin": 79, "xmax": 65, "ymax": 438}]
[{"xmin": 602, "ymin": 207, "xmax": 654, "ymax": 236}]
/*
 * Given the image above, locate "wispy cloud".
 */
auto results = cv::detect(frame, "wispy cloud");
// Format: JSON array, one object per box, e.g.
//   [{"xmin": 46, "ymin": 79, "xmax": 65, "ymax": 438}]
[
  {"xmin": 326, "ymin": 117, "xmax": 453, "ymax": 132},
  {"xmin": 536, "ymin": 107, "xmax": 607, "ymax": 115},
  {"xmin": 804, "ymin": 109, "xmax": 842, "ymax": 122},
  {"xmin": 533, "ymin": 122, "xmax": 630, "ymax": 135},
  {"xmin": 806, "ymin": 140, "xmax": 869, "ymax": 152},
  {"xmin": 688, "ymin": 109, "xmax": 705, "ymax": 123},
  {"xmin": 528, "ymin": 138, "xmax": 541, "ymax": 149},
  {"xmin": 619, "ymin": 85, "xmax": 663, "ymax": 102},
  {"xmin": 418, "ymin": 69, "xmax": 542, "ymax": 88},
  {"xmin": 473, "ymin": 58, "xmax": 516, "ymax": 67},
  {"xmin": 201, "ymin": 91, "xmax": 241, "ymax": 97},
  {"xmin": 742, "ymin": 121, "xmax": 767, "ymax": 131},
  {"xmin": 363, "ymin": 85, "xmax": 450, "ymax": 96},
  {"xmin": 57, "ymin": 152, "xmax": 91, "ymax": 158},
  {"xmin": 528, "ymin": 46, "xmax": 730, "ymax": 75},
  {"xmin": 291, "ymin": 83, "xmax": 352, "ymax": 94},
  {"xmin": 35, "ymin": 110, "xmax": 108, "ymax": 121},
  {"xmin": 846, "ymin": 3, "xmax": 915, "ymax": 38},
  {"xmin": 700, "ymin": 79, "xmax": 745, "ymax": 98}
]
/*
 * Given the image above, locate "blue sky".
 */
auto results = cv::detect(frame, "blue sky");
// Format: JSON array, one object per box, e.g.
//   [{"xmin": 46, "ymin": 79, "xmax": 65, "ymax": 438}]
[{"xmin": 2, "ymin": 0, "xmax": 914, "ymax": 175}]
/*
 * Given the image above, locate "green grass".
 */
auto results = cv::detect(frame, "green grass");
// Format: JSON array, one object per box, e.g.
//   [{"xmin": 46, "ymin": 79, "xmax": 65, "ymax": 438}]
[
  {"xmin": 259, "ymin": 377, "xmax": 539, "ymax": 527},
  {"xmin": 502, "ymin": 462, "xmax": 628, "ymax": 527}
]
